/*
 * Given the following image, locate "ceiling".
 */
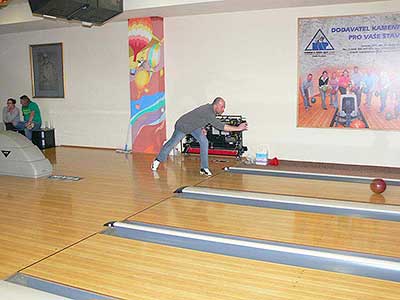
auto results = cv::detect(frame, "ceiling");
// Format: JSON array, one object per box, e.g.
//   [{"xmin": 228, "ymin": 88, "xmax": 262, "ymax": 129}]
[{"xmin": 0, "ymin": 0, "xmax": 389, "ymax": 35}]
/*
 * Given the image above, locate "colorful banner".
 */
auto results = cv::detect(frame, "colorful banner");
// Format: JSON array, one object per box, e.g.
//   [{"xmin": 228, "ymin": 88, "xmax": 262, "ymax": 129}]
[
  {"xmin": 298, "ymin": 13, "xmax": 400, "ymax": 130},
  {"xmin": 128, "ymin": 17, "xmax": 165, "ymax": 153}
]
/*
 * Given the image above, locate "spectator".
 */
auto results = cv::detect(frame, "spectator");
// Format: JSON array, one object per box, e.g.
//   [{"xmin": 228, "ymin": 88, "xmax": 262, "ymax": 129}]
[{"xmin": 2, "ymin": 98, "xmax": 20, "ymax": 130}]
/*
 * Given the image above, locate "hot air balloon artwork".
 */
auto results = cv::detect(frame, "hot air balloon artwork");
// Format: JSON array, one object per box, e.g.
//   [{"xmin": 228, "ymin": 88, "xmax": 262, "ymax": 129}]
[{"xmin": 128, "ymin": 17, "xmax": 166, "ymax": 153}]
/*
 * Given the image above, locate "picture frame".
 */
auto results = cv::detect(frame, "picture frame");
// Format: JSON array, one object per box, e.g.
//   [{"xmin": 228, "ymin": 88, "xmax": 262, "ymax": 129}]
[{"xmin": 30, "ymin": 43, "xmax": 65, "ymax": 98}]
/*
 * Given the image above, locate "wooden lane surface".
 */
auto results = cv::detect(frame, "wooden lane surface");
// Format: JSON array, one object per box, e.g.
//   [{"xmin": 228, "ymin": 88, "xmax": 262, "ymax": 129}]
[
  {"xmin": 197, "ymin": 172, "xmax": 400, "ymax": 205},
  {"xmin": 22, "ymin": 234, "xmax": 400, "ymax": 300},
  {"xmin": 0, "ymin": 147, "xmax": 235, "ymax": 279},
  {"xmin": 130, "ymin": 197, "xmax": 400, "ymax": 258}
]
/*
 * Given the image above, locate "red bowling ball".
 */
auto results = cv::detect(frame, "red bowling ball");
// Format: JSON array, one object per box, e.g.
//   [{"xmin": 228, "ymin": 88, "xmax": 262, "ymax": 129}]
[
  {"xmin": 370, "ymin": 178, "xmax": 386, "ymax": 194},
  {"xmin": 350, "ymin": 119, "xmax": 366, "ymax": 128}
]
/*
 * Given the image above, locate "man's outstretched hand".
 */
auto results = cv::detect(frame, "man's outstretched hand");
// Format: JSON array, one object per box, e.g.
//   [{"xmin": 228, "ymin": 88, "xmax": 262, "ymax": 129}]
[
  {"xmin": 238, "ymin": 122, "xmax": 248, "ymax": 131},
  {"xmin": 223, "ymin": 122, "xmax": 249, "ymax": 132}
]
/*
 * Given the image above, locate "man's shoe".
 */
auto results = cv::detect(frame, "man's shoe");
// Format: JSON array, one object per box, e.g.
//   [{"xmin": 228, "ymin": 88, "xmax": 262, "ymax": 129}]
[
  {"xmin": 200, "ymin": 168, "xmax": 212, "ymax": 176},
  {"xmin": 151, "ymin": 159, "xmax": 160, "ymax": 171}
]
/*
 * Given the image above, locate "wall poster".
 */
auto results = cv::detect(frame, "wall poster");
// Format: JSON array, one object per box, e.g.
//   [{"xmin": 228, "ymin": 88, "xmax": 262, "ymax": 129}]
[
  {"xmin": 128, "ymin": 17, "xmax": 165, "ymax": 153},
  {"xmin": 298, "ymin": 13, "xmax": 400, "ymax": 130}
]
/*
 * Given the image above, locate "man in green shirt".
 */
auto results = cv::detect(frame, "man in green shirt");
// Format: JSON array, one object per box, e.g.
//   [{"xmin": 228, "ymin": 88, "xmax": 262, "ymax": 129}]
[{"xmin": 15, "ymin": 95, "xmax": 42, "ymax": 140}]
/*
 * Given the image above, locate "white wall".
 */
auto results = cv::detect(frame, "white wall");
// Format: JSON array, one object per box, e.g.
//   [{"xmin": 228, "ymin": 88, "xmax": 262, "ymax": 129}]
[
  {"xmin": 164, "ymin": 0, "xmax": 400, "ymax": 167},
  {"xmin": 0, "ymin": 1, "xmax": 399, "ymax": 166},
  {"xmin": 0, "ymin": 22, "xmax": 130, "ymax": 148}
]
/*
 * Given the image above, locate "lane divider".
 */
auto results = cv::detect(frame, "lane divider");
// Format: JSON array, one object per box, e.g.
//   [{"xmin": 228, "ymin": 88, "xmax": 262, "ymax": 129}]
[
  {"xmin": 225, "ymin": 166, "xmax": 400, "ymax": 186},
  {"xmin": 6, "ymin": 273, "xmax": 114, "ymax": 300},
  {"xmin": 104, "ymin": 221, "xmax": 400, "ymax": 282},
  {"xmin": 175, "ymin": 186, "xmax": 400, "ymax": 222}
]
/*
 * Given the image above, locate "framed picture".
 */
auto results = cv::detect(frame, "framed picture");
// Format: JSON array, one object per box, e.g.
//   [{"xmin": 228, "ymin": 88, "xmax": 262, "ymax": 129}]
[{"xmin": 30, "ymin": 43, "xmax": 65, "ymax": 98}]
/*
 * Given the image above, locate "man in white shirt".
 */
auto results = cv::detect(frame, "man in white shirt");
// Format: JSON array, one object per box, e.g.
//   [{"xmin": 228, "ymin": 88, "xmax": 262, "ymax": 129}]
[{"xmin": 2, "ymin": 98, "xmax": 20, "ymax": 131}]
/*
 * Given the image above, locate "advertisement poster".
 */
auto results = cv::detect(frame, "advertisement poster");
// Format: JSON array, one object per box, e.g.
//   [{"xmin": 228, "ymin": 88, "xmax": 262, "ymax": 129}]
[{"xmin": 298, "ymin": 13, "xmax": 400, "ymax": 130}]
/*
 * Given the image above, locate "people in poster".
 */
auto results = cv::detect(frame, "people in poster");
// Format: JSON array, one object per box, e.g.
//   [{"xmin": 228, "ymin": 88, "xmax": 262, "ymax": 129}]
[
  {"xmin": 377, "ymin": 71, "xmax": 391, "ymax": 113},
  {"xmin": 318, "ymin": 71, "xmax": 329, "ymax": 110},
  {"xmin": 362, "ymin": 70, "xmax": 376, "ymax": 108},
  {"xmin": 392, "ymin": 76, "xmax": 400, "ymax": 119},
  {"xmin": 301, "ymin": 73, "xmax": 314, "ymax": 111},
  {"xmin": 299, "ymin": 66, "xmax": 400, "ymax": 129},
  {"xmin": 395, "ymin": 92, "xmax": 400, "ymax": 119},
  {"xmin": 338, "ymin": 69, "xmax": 351, "ymax": 95},
  {"xmin": 351, "ymin": 66, "xmax": 363, "ymax": 107},
  {"xmin": 329, "ymin": 72, "xmax": 339, "ymax": 108}
]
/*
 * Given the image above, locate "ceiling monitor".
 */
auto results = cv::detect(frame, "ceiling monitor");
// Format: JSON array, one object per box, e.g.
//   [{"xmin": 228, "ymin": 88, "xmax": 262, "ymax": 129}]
[{"xmin": 28, "ymin": 0, "xmax": 123, "ymax": 26}]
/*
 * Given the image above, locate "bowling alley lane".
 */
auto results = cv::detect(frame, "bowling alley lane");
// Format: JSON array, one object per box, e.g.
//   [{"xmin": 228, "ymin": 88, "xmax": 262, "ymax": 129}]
[
  {"xmin": 197, "ymin": 171, "xmax": 400, "ymax": 205},
  {"xmin": 130, "ymin": 196, "xmax": 400, "ymax": 258},
  {"xmin": 21, "ymin": 234, "xmax": 400, "ymax": 300}
]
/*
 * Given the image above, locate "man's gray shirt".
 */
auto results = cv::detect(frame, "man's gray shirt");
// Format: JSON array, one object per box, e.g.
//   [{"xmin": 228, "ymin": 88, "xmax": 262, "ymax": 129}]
[{"xmin": 175, "ymin": 104, "xmax": 225, "ymax": 134}]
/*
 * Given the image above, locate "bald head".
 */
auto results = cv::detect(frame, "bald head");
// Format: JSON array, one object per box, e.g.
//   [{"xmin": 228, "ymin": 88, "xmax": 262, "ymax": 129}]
[
  {"xmin": 212, "ymin": 97, "xmax": 225, "ymax": 115},
  {"xmin": 212, "ymin": 97, "xmax": 224, "ymax": 105}
]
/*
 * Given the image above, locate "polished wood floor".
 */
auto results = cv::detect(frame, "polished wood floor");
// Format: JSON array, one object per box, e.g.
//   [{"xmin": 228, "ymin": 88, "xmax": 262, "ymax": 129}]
[
  {"xmin": 24, "ymin": 234, "xmax": 400, "ymax": 300},
  {"xmin": 198, "ymin": 172, "xmax": 400, "ymax": 205},
  {"xmin": 0, "ymin": 147, "xmax": 230, "ymax": 279},
  {"xmin": 1, "ymin": 147, "xmax": 399, "ymax": 299},
  {"xmin": 131, "ymin": 197, "xmax": 400, "ymax": 257}
]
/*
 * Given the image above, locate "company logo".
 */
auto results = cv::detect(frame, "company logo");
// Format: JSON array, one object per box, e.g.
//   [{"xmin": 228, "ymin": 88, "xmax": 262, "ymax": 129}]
[
  {"xmin": 305, "ymin": 29, "xmax": 334, "ymax": 51},
  {"xmin": 1, "ymin": 150, "xmax": 11, "ymax": 158}
]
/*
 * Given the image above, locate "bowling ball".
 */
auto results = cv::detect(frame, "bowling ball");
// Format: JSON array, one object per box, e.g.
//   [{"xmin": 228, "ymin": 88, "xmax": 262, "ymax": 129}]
[
  {"xmin": 370, "ymin": 178, "xmax": 387, "ymax": 194},
  {"xmin": 385, "ymin": 112, "xmax": 393, "ymax": 121},
  {"xmin": 321, "ymin": 85, "xmax": 328, "ymax": 92},
  {"xmin": 350, "ymin": 119, "xmax": 366, "ymax": 128},
  {"xmin": 331, "ymin": 89, "xmax": 337, "ymax": 95},
  {"xmin": 311, "ymin": 97, "xmax": 317, "ymax": 104}
]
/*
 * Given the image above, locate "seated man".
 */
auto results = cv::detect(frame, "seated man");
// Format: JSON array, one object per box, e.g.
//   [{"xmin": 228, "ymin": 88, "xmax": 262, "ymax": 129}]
[
  {"xmin": 15, "ymin": 95, "xmax": 42, "ymax": 140},
  {"xmin": 2, "ymin": 98, "xmax": 20, "ymax": 130}
]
